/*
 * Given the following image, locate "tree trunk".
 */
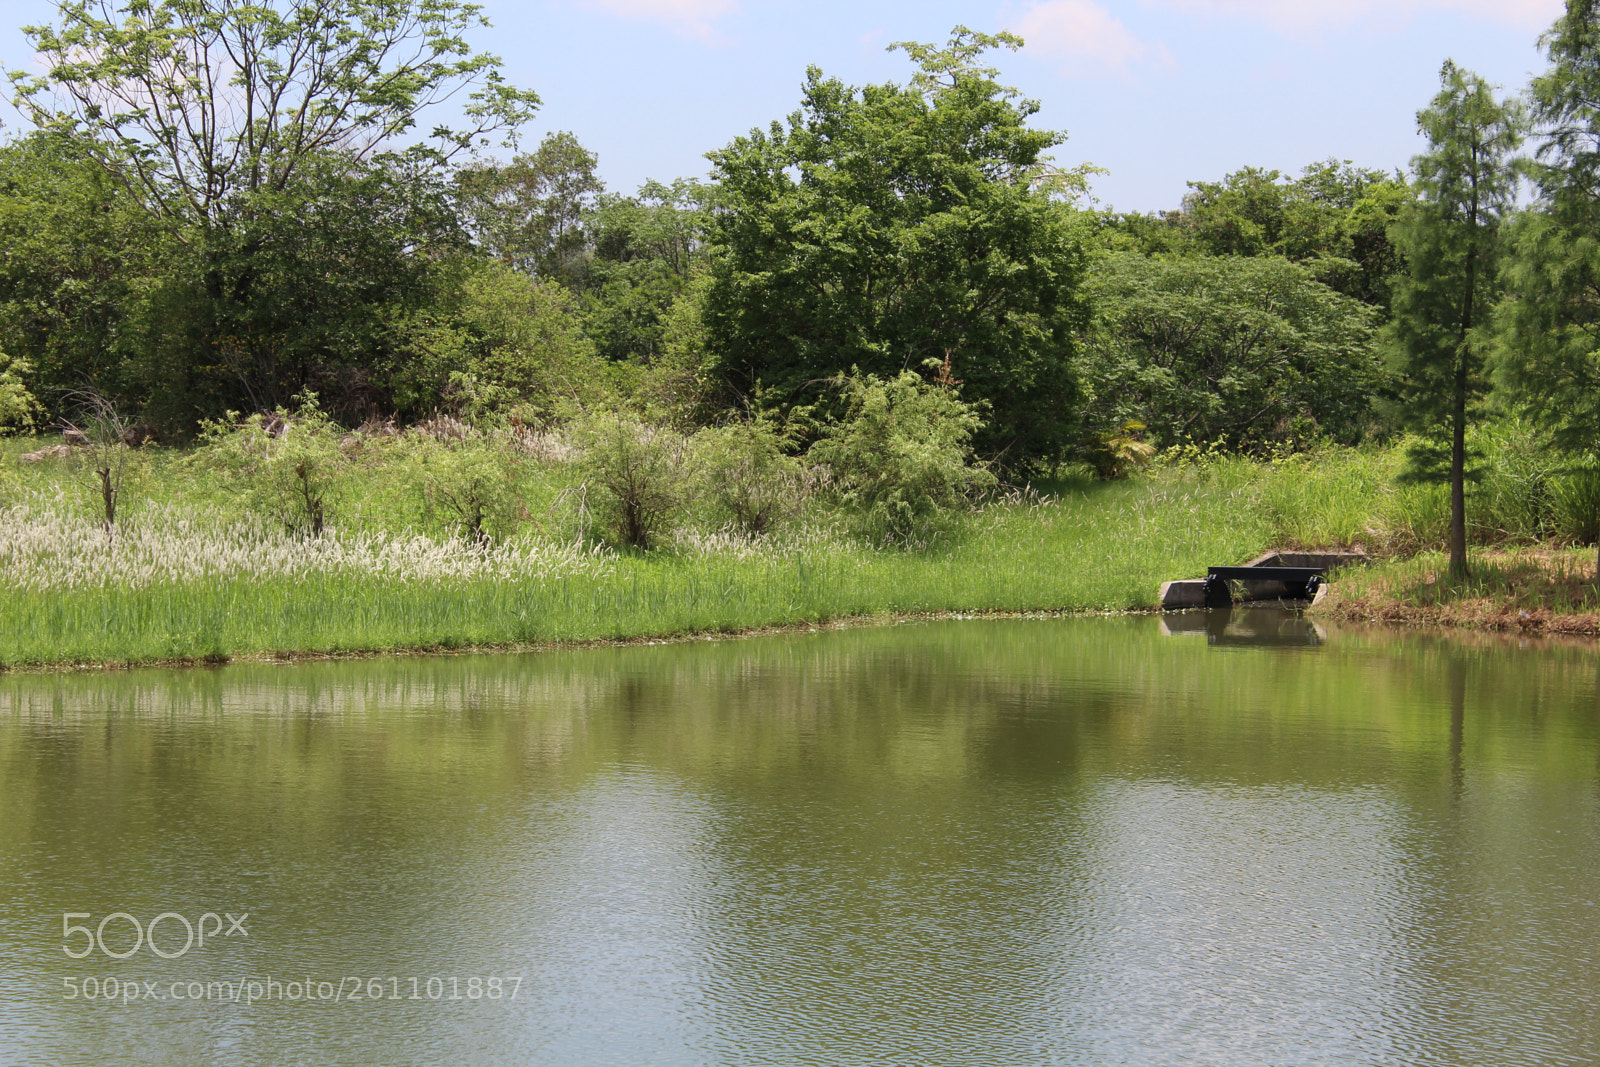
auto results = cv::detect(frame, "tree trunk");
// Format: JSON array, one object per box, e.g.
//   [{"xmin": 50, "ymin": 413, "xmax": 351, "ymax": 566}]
[
  {"xmin": 1452, "ymin": 206, "xmax": 1477, "ymax": 583},
  {"xmin": 1450, "ymin": 351, "xmax": 1468, "ymax": 580},
  {"xmin": 98, "ymin": 465, "xmax": 117, "ymax": 534}
]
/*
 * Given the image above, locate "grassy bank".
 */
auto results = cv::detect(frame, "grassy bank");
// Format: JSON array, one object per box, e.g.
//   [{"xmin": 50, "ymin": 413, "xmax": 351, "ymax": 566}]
[
  {"xmin": 1320, "ymin": 549, "xmax": 1600, "ymax": 635},
  {"xmin": 0, "ymin": 475, "xmax": 1265, "ymax": 667},
  {"xmin": 4, "ymin": 432, "xmax": 1597, "ymax": 668}
]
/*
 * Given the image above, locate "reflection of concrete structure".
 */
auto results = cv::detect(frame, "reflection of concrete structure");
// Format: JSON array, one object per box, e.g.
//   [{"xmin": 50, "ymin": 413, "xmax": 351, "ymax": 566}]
[
  {"xmin": 1159, "ymin": 606, "xmax": 1326, "ymax": 647},
  {"xmin": 1159, "ymin": 550, "xmax": 1365, "ymax": 609}
]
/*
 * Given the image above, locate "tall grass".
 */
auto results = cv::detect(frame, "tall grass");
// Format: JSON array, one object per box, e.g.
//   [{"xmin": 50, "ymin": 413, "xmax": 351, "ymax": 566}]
[
  {"xmin": 0, "ymin": 470, "xmax": 1268, "ymax": 666},
  {"xmin": 5, "ymin": 429, "xmax": 1599, "ymax": 667}
]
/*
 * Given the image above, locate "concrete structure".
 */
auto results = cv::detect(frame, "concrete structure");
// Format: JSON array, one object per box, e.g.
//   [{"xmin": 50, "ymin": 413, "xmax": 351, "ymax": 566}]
[{"xmin": 1158, "ymin": 550, "xmax": 1366, "ymax": 610}]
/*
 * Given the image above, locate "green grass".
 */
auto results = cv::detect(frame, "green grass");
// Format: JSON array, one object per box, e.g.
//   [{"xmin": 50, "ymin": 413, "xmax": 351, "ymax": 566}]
[
  {"xmin": 3, "ymin": 434, "xmax": 1595, "ymax": 668},
  {"xmin": 1327, "ymin": 546, "xmax": 1600, "ymax": 622},
  {"xmin": 0, "ymin": 461, "xmax": 1273, "ymax": 666}
]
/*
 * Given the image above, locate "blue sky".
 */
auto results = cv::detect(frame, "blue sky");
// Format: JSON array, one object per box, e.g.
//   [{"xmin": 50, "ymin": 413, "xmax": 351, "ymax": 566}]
[{"xmin": 0, "ymin": 0, "xmax": 1564, "ymax": 211}]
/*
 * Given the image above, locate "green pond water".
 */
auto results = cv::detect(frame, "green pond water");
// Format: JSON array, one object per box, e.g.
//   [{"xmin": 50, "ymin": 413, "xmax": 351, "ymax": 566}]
[{"xmin": 1, "ymin": 611, "xmax": 1597, "ymax": 1066}]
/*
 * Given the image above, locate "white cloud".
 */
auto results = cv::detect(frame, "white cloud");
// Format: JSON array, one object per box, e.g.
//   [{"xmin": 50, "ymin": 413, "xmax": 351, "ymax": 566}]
[
  {"xmin": 582, "ymin": 0, "xmax": 739, "ymax": 39},
  {"xmin": 1146, "ymin": 0, "xmax": 1562, "ymax": 34},
  {"xmin": 1013, "ymin": 0, "xmax": 1174, "ymax": 76}
]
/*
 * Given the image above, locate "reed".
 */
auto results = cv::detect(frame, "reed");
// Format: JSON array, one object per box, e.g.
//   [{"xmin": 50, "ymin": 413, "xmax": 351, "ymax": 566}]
[
  {"xmin": 4, "ymin": 436, "xmax": 1597, "ymax": 667},
  {"xmin": 0, "ymin": 470, "xmax": 1266, "ymax": 666}
]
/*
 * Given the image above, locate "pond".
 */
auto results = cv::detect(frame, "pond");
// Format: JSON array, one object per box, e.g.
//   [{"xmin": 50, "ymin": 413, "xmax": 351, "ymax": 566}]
[{"xmin": 1, "ymin": 614, "xmax": 1597, "ymax": 1066}]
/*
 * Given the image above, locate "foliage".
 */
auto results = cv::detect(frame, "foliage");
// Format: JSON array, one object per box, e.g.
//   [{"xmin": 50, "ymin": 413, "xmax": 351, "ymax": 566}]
[
  {"xmin": 577, "ymin": 180, "xmax": 711, "ymax": 364},
  {"xmin": 0, "ymin": 350, "xmax": 41, "ymax": 433},
  {"xmin": 455, "ymin": 132, "xmax": 604, "ymax": 278},
  {"xmin": 0, "ymin": 132, "xmax": 167, "ymax": 414},
  {"xmin": 1387, "ymin": 62, "xmax": 1524, "ymax": 577},
  {"xmin": 1551, "ymin": 457, "xmax": 1600, "ymax": 543},
  {"xmin": 390, "ymin": 260, "xmax": 602, "ymax": 419},
  {"xmin": 405, "ymin": 432, "xmax": 523, "ymax": 545},
  {"xmin": 1078, "ymin": 253, "xmax": 1383, "ymax": 449},
  {"xmin": 11, "ymin": 0, "xmax": 539, "ymax": 228},
  {"xmin": 622, "ymin": 268, "xmax": 716, "ymax": 420},
  {"xmin": 1495, "ymin": 0, "xmax": 1600, "ymax": 574},
  {"xmin": 194, "ymin": 395, "xmax": 352, "ymax": 537},
  {"xmin": 1084, "ymin": 420, "xmax": 1156, "ymax": 480},
  {"xmin": 701, "ymin": 27, "xmax": 1088, "ymax": 469},
  {"xmin": 1184, "ymin": 162, "xmax": 1412, "ymax": 304},
  {"xmin": 697, "ymin": 417, "xmax": 811, "ymax": 538},
  {"xmin": 10, "ymin": 0, "xmax": 538, "ymax": 428},
  {"xmin": 140, "ymin": 154, "xmax": 468, "ymax": 423},
  {"xmin": 807, "ymin": 371, "xmax": 996, "ymax": 545},
  {"xmin": 570, "ymin": 411, "xmax": 698, "ymax": 550},
  {"xmin": 1100, "ymin": 160, "xmax": 1414, "ymax": 311}
]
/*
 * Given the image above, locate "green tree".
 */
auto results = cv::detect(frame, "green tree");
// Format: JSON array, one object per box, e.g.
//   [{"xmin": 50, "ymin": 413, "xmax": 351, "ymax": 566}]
[
  {"xmin": 455, "ymin": 132, "xmax": 604, "ymax": 279},
  {"xmin": 1078, "ymin": 254, "xmax": 1382, "ymax": 450},
  {"xmin": 136, "ymin": 154, "xmax": 466, "ymax": 422},
  {"xmin": 10, "ymin": 0, "xmax": 539, "ymax": 426},
  {"xmin": 1388, "ymin": 62, "xmax": 1523, "ymax": 579},
  {"xmin": 12, "ymin": 0, "xmax": 538, "ymax": 230},
  {"xmin": 0, "ymin": 131, "xmax": 166, "ymax": 411},
  {"xmin": 578, "ymin": 179, "xmax": 711, "ymax": 364},
  {"xmin": 1175, "ymin": 160, "xmax": 1414, "ymax": 312},
  {"xmin": 387, "ymin": 259, "xmax": 603, "ymax": 420},
  {"xmin": 701, "ymin": 27, "xmax": 1089, "ymax": 470},
  {"xmin": 1495, "ymin": 0, "xmax": 1600, "ymax": 578}
]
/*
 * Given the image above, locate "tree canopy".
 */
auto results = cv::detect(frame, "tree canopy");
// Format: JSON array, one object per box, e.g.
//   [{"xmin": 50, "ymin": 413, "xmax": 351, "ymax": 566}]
[
  {"xmin": 1078, "ymin": 253, "xmax": 1382, "ymax": 451},
  {"xmin": 6, "ymin": 0, "xmax": 539, "ymax": 425},
  {"xmin": 700, "ymin": 27, "xmax": 1089, "ymax": 468},
  {"xmin": 11, "ymin": 0, "xmax": 539, "ymax": 234},
  {"xmin": 1495, "ymin": 0, "xmax": 1600, "ymax": 574}
]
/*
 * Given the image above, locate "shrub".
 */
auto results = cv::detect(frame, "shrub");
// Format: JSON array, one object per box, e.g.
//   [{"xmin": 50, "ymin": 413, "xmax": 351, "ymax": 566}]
[
  {"xmin": 807, "ymin": 371, "xmax": 996, "ymax": 546},
  {"xmin": 195, "ymin": 394, "xmax": 351, "ymax": 537},
  {"xmin": 1471, "ymin": 419, "xmax": 1559, "ymax": 542},
  {"xmin": 61, "ymin": 391, "xmax": 146, "ymax": 532},
  {"xmin": 570, "ymin": 411, "xmax": 697, "ymax": 550},
  {"xmin": 0, "ymin": 349, "xmax": 40, "ymax": 434},
  {"xmin": 405, "ymin": 432, "xmax": 523, "ymax": 545},
  {"xmin": 697, "ymin": 417, "xmax": 811, "ymax": 538},
  {"xmin": 1552, "ymin": 460, "xmax": 1600, "ymax": 545},
  {"xmin": 1084, "ymin": 420, "xmax": 1157, "ymax": 480}
]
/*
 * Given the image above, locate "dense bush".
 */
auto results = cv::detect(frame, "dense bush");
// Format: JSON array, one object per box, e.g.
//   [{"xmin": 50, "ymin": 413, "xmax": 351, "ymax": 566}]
[
  {"xmin": 807, "ymin": 372, "xmax": 996, "ymax": 546},
  {"xmin": 1078, "ymin": 253, "xmax": 1384, "ymax": 450},
  {"xmin": 405, "ymin": 431, "xmax": 526, "ymax": 545},
  {"xmin": 570, "ymin": 411, "xmax": 698, "ymax": 550},
  {"xmin": 194, "ymin": 396, "xmax": 353, "ymax": 538},
  {"xmin": 697, "ymin": 418, "xmax": 811, "ymax": 539},
  {"xmin": 0, "ymin": 350, "xmax": 40, "ymax": 433}
]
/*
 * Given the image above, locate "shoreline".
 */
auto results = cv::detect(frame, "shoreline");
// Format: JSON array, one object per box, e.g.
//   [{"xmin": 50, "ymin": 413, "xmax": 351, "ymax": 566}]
[
  {"xmin": 7, "ymin": 589, "xmax": 1598, "ymax": 676},
  {"xmin": 1312, "ymin": 547, "xmax": 1600, "ymax": 637},
  {"xmin": 0, "ymin": 605, "xmax": 1148, "ymax": 676},
  {"xmin": 1317, "ymin": 599, "xmax": 1600, "ymax": 636}
]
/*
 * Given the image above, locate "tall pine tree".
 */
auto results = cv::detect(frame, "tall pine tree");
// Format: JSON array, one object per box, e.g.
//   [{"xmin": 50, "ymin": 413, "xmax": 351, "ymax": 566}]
[
  {"xmin": 1496, "ymin": 0, "xmax": 1600, "ymax": 579},
  {"xmin": 1388, "ymin": 62, "xmax": 1523, "ymax": 579}
]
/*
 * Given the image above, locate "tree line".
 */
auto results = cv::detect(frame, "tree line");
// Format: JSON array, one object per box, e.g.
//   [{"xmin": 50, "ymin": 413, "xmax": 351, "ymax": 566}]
[{"xmin": 3, "ymin": 1, "xmax": 1600, "ymax": 563}]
